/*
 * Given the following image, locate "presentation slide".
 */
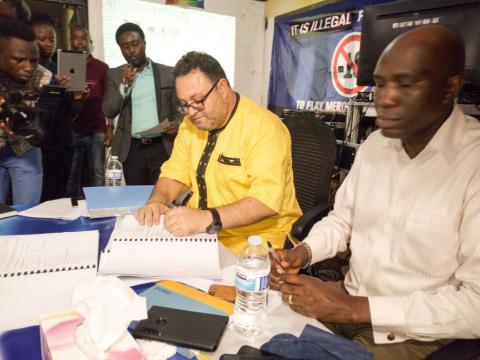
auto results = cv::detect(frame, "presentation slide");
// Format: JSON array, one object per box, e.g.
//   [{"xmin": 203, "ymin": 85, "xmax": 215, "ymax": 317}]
[{"xmin": 101, "ymin": 0, "xmax": 236, "ymax": 84}]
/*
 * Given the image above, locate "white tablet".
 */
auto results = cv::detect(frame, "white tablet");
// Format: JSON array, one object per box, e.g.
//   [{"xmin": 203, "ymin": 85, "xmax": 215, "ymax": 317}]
[{"xmin": 57, "ymin": 49, "xmax": 87, "ymax": 92}]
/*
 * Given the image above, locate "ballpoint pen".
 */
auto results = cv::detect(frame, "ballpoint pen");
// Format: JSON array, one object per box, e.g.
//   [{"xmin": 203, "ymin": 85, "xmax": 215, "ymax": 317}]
[{"xmin": 267, "ymin": 241, "xmax": 281, "ymax": 264}]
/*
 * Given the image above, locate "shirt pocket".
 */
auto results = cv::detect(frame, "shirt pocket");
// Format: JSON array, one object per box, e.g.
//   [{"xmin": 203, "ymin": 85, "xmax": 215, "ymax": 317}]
[
  {"xmin": 400, "ymin": 209, "xmax": 458, "ymax": 278},
  {"xmin": 213, "ymin": 153, "xmax": 247, "ymax": 199},
  {"xmin": 218, "ymin": 153, "xmax": 241, "ymax": 166}
]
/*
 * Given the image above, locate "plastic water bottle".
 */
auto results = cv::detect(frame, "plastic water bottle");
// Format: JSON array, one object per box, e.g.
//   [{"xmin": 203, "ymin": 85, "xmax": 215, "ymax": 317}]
[
  {"xmin": 105, "ymin": 155, "xmax": 123, "ymax": 186},
  {"xmin": 232, "ymin": 235, "xmax": 271, "ymax": 336}
]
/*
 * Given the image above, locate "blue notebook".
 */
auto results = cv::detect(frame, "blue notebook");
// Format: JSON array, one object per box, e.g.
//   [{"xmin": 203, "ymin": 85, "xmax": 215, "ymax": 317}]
[{"xmin": 83, "ymin": 185, "xmax": 153, "ymax": 218}]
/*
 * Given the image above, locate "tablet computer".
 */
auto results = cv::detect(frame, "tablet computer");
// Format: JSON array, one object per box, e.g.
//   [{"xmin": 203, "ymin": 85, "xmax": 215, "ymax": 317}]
[
  {"xmin": 57, "ymin": 49, "xmax": 87, "ymax": 92},
  {"xmin": 133, "ymin": 305, "xmax": 229, "ymax": 352}
]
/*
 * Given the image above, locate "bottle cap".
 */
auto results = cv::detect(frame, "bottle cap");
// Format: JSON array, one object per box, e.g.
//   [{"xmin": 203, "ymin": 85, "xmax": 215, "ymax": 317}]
[{"xmin": 248, "ymin": 236, "xmax": 262, "ymax": 246}]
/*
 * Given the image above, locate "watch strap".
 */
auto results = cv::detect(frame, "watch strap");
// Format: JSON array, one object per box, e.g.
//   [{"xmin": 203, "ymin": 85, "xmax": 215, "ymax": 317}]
[{"xmin": 208, "ymin": 208, "xmax": 222, "ymax": 228}]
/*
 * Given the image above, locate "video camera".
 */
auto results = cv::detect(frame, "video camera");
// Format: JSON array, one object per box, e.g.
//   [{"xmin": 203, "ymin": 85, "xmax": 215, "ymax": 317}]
[{"xmin": 0, "ymin": 85, "xmax": 64, "ymax": 146}]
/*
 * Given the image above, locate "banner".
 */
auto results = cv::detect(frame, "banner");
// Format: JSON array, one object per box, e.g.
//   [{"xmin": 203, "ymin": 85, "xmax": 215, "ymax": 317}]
[{"xmin": 268, "ymin": 0, "xmax": 392, "ymax": 114}]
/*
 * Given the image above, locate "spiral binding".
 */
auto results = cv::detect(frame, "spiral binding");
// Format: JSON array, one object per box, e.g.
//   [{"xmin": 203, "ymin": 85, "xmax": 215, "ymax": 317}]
[{"xmin": 1, "ymin": 264, "xmax": 96, "ymax": 278}]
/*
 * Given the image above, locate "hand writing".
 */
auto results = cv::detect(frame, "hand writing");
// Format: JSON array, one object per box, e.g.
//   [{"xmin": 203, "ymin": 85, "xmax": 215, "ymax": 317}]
[
  {"xmin": 270, "ymin": 245, "xmax": 309, "ymax": 290},
  {"xmin": 164, "ymin": 207, "xmax": 211, "ymax": 237}
]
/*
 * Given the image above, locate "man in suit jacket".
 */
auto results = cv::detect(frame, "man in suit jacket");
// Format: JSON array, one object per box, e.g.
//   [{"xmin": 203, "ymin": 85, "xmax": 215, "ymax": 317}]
[{"xmin": 102, "ymin": 22, "xmax": 178, "ymax": 185}]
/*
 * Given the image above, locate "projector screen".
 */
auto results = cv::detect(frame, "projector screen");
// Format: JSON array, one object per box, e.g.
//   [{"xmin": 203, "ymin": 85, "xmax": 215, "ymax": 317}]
[{"xmin": 100, "ymin": 0, "xmax": 236, "ymax": 85}]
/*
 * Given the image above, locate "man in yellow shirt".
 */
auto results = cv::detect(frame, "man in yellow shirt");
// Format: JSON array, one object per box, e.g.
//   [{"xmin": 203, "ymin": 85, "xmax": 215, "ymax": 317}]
[{"xmin": 135, "ymin": 51, "xmax": 301, "ymax": 253}]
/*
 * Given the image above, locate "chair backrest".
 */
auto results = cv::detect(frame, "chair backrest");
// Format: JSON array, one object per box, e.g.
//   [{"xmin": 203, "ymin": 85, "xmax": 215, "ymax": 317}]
[{"xmin": 283, "ymin": 114, "xmax": 337, "ymax": 213}]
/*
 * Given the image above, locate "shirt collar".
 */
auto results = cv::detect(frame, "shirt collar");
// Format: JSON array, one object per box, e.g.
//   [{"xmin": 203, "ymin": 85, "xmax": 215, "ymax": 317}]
[
  {"xmin": 144, "ymin": 58, "xmax": 152, "ymax": 70},
  {"xmin": 380, "ymin": 104, "xmax": 465, "ymax": 163},
  {"xmin": 426, "ymin": 104, "xmax": 465, "ymax": 163}
]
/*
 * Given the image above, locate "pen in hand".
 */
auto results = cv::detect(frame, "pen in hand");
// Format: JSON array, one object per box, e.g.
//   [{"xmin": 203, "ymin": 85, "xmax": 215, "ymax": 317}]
[{"xmin": 267, "ymin": 241, "xmax": 281, "ymax": 265}]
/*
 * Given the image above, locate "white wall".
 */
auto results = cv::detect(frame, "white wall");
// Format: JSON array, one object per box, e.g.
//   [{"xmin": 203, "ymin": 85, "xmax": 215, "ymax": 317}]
[{"xmin": 88, "ymin": 0, "xmax": 266, "ymax": 104}]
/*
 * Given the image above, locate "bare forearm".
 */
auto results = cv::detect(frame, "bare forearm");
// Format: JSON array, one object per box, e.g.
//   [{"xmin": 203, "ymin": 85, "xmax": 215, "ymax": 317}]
[
  {"xmin": 217, "ymin": 197, "xmax": 276, "ymax": 230},
  {"xmin": 148, "ymin": 177, "xmax": 184, "ymax": 205}
]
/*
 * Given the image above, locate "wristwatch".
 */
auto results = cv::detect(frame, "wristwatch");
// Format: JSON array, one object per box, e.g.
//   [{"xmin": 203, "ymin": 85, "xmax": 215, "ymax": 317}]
[{"xmin": 206, "ymin": 208, "xmax": 222, "ymax": 234}]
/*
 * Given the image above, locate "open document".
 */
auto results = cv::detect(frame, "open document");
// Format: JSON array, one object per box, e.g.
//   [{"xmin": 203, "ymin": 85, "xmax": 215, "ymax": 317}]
[
  {"xmin": 0, "ymin": 231, "xmax": 99, "ymax": 331},
  {"xmin": 99, "ymin": 215, "xmax": 222, "ymax": 280}
]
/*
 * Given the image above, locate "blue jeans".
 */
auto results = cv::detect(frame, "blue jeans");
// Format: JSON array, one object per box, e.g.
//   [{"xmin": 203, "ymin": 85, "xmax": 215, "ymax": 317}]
[
  {"xmin": 0, "ymin": 145, "xmax": 43, "ymax": 205},
  {"xmin": 66, "ymin": 132, "xmax": 105, "ymax": 198}
]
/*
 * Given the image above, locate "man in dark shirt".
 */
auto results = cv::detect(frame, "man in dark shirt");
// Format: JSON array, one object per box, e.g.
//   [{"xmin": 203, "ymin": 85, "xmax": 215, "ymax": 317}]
[
  {"xmin": 66, "ymin": 26, "xmax": 110, "ymax": 198},
  {"xmin": 31, "ymin": 12, "xmax": 74, "ymax": 200}
]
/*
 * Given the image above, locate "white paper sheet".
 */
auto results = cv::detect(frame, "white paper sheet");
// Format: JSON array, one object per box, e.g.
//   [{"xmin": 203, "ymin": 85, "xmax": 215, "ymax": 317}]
[
  {"xmin": 136, "ymin": 119, "xmax": 173, "ymax": 138},
  {"xmin": 19, "ymin": 198, "xmax": 89, "ymax": 220}
]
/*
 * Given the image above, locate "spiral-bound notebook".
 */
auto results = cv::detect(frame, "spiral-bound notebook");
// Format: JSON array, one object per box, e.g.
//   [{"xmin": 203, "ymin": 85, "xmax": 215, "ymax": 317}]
[
  {"xmin": 99, "ymin": 215, "xmax": 222, "ymax": 280},
  {"xmin": 0, "ymin": 231, "xmax": 99, "ymax": 332}
]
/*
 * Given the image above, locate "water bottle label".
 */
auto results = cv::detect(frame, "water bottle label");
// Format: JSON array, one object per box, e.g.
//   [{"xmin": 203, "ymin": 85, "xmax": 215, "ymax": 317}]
[
  {"xmin": 106, "ymin": 169, "xmax": 122, "ymax": 180},
  {"xmin": 235, "ymin": 271, "xmax": 270, "ymax": 292}
]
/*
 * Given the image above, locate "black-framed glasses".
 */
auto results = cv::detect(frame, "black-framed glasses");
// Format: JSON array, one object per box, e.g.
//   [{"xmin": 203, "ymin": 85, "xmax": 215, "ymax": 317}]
[{"xmin": 177, "ymin": 78, "xmax": 220, "ymax": 114}]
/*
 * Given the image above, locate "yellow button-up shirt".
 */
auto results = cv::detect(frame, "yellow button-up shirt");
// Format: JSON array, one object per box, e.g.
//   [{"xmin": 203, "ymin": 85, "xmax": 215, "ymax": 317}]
[{"xmin": 161, "ymin": 95, "xmax": 302, "ymax": 253}]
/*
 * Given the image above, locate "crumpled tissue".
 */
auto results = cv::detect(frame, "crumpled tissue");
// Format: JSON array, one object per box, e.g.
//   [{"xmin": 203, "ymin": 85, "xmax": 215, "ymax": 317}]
[{"xmin": 72, "ymin": 276, "xmax": 147, "ymax": 359}]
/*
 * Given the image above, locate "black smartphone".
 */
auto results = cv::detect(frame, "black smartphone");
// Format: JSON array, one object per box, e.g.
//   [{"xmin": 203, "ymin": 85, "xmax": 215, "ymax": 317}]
[{"xmin": 133, "ymin": 305, "xmax": 229, "ymax": 352}]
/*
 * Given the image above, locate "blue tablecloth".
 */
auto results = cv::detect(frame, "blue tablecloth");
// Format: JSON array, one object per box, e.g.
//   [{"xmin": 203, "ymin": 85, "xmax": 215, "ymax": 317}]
[{"xmin": 0, "ymin": 214, "xmax": 189, "ymax": 360}]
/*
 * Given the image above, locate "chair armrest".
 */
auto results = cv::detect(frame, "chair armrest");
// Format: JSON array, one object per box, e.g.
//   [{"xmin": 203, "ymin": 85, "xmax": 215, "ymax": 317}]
[{"xmin": 291, "ymin": 201, "xmax": 330, "ymax": 241}]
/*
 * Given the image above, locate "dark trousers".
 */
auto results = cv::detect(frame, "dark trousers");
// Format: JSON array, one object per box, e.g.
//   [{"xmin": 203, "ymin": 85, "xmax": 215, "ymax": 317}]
[
  {"xmin": 41, "ymin": 145, "xmax": 73, "ymax": 201},
  {"xmin": 123, "ymin": 137, "xmax": 169, "ymax": 185}
]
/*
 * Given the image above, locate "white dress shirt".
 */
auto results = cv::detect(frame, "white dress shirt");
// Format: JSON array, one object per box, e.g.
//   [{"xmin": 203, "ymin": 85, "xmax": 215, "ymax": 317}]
[{"xmin": 304, "ymin": 105, "xmax": 480, "ymax": 344}]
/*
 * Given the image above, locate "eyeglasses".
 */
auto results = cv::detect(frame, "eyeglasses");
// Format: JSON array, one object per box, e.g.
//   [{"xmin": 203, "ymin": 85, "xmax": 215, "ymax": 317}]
[{"xmin": 177, "ymin": 78, "xmax": 220, "ymax": 114}]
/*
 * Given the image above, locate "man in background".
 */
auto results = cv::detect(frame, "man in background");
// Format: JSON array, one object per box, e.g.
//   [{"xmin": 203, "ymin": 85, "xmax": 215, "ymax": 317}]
[
  {"xmin": 30, "ymin": 12, "xmax": 74, "ymax": 200},
  {"xmin": 66, "ymin": 26, "xmax": 110, "ymax": 199},
  {"xmin": 0, "ymin": 19, "xmax": 51, "ymax": 204},
  {"xmin": 135, "ymin": 51, "xmax": 302, "ymax": 254},
  {"xmin": 103, "ymin": 22, "xmax": 178, "ymax": 185},
  {"xmin": 270, "ymin": 25, "xmax": 480, "ymax": 359}
]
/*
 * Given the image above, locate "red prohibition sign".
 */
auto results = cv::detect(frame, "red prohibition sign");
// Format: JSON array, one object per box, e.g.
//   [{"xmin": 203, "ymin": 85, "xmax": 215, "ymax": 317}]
[{"xmin": 331, "ymin": 32, "xmax": 367, "ymax": 97}]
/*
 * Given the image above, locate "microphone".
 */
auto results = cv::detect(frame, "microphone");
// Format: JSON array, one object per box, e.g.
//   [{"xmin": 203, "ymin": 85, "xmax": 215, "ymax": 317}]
[{"xmin": 123, "ymin": 62, "xmax": 138, "ymax": 92}]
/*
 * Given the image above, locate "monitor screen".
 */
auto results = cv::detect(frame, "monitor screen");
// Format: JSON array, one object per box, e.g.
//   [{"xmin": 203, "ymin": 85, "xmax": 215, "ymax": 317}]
[{"xmin": 357, "ymin": 0, "xmax": 480, "ymax": 103}]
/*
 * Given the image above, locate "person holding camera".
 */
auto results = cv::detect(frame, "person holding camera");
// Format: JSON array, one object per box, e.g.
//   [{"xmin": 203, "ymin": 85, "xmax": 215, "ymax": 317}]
[{"xmin": 0, "ymin": 19, "xmax": 53, "ymax": 204}]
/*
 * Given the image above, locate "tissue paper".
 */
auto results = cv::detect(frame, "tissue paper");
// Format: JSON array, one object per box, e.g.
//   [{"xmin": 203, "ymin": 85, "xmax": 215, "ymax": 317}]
[{"xmin": 72, "ymin": 276, "xmax": 147, "ymax": 356}]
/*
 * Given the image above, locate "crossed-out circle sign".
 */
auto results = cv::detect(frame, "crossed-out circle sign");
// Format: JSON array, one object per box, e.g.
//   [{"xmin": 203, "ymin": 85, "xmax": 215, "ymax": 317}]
[{"xmin": 331, "ymin": 32, "xmax": 367, "ymax": 97}]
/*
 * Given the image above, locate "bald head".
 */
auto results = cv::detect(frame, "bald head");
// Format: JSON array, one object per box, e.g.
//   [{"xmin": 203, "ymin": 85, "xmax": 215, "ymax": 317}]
[{"xmin": 383, "ymin": 25, "xmax": 465, "ymax": 80}]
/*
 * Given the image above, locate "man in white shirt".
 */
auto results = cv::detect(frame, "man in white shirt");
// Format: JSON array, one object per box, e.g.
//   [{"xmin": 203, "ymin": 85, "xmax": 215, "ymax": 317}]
[{"xmin": 270, "ymin": 25, "xmax": 480, "ymax": 359}]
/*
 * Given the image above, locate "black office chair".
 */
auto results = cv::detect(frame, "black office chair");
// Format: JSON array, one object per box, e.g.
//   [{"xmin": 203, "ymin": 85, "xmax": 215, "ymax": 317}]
[
  {"xmin": 283, "ymin": 113, "xmax": 348, "ymax": 281},
  {"xmin": 283, "ymin": 113, "xmax": 336, "ymax": 238}
]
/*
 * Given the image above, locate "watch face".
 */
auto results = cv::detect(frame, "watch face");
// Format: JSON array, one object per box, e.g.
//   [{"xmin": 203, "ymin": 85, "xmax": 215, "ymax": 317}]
[{"xmin": 206, "ymin": 224, "xmax": 221, "ymax": 234}]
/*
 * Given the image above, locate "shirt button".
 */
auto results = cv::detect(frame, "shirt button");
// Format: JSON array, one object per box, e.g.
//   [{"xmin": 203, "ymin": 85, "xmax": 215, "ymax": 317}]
[{"xmin": 387, "ymin": 333, "xmax": 395, "ymax": 341}]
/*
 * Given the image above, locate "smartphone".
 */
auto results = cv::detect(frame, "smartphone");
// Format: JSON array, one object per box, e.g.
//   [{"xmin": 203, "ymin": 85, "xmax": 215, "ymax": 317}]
[{"xmin": 57, "ymin": 49, "xmax": 87, "ymax": 92}]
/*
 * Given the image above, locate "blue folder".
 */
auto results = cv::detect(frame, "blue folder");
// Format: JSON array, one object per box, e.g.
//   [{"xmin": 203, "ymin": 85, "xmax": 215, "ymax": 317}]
[{"xmin": 83, "ymin": 185, "xmax": 153, "ymax": 218}]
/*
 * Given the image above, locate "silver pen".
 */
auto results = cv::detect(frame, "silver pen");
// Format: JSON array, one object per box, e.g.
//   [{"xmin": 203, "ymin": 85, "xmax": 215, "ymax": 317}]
[{"xmin": 267, "ymin": 241, "xmax": 281, "ymax": 264}]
